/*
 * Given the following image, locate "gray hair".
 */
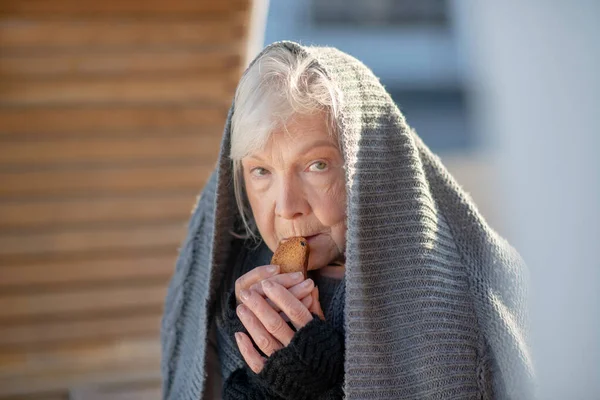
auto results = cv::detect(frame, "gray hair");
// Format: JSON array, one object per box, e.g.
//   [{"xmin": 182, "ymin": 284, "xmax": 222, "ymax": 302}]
[{"xmin": 230, "ymin": 46, "xmax": 342, "ymax": 239}]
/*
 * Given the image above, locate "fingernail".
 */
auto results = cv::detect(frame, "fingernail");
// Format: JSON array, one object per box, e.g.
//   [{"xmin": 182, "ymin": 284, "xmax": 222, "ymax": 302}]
[
  {"xmin": 261, "ymin": 280, "xmax": 274, "ymax": 290},
  {"xmin": 237, "ymin": 304, "xmax": 246, "ymax": 316},
  {"xmin": 239, "ymin": 289, "xmax": 250, "ymax": 301},
  {"xmin": 267, "ymin": 265, "xmax": 278, "ymax": 274},
  {"xmin": 292, "ymin": 272, "xmax": 303, "ymax": 280},
  {"xmin": 234, "ymin": 332, "xmax": 241, "ymax": 342},
  {"xmin": 302, "ymin": 279, "xmax": 313, "ymax": 288}
]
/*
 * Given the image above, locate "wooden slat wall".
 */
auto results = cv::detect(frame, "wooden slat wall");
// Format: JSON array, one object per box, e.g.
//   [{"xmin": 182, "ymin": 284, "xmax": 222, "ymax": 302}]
[{"xmin": 0, "ymin": 0, "xmax": 251, "ymax": 398}]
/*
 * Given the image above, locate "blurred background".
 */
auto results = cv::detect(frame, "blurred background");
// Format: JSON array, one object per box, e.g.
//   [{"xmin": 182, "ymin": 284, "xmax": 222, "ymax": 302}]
[{"xmin": 0, "ymin": 0, "xmax": 598, "ymax": 399}]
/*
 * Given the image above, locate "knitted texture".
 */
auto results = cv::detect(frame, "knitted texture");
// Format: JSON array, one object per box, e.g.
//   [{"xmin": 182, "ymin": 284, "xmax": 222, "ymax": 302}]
[
  {"xmin": 214, "ymin": 240, "xmax": 255, "ymax": 378},
  {"xmin": 223, "ymin": 317, "xmax": 345, "ymax": 400},
  {"xmin": 160, "ymin": 41, "xmax": 534, "ymax": 400}
]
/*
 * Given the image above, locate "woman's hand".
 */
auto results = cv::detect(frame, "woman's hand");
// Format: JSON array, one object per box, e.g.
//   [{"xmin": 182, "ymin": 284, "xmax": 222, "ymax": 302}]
[
  {"xmin": 235, "ymin": 282, "xmax": 324, "ymax": 374},
  {"xmin": 234, "ymin": 264, "xmax": 313, "ymax": 311}
]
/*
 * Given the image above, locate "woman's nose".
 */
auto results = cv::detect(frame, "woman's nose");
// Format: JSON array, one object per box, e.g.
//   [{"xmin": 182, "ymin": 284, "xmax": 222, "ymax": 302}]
[{"xmin": 274, "ymin": 180, "xmax": 309, "ymax": 220}]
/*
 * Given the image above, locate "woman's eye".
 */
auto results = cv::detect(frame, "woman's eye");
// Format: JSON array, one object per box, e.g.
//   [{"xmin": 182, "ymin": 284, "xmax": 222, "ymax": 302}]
[
  {"xmin": 250, "ymin": 167, "xmax": 270, "ymax": 177},
  {"xmin": 308, "ymin": 161, "xmax": 328, "ymax": 172}
]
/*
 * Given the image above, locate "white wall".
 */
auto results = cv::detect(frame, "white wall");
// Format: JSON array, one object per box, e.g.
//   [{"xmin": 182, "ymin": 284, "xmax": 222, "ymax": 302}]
[{"xmin": 454, "ymin": 1, "xmax": 600, "ymax": 398}]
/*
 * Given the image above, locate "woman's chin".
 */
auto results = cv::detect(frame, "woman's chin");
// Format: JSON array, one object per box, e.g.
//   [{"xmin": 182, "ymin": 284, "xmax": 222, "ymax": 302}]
[{"xmin": 306, "ymin": 238, "xmax": 340, "ymax": 270}]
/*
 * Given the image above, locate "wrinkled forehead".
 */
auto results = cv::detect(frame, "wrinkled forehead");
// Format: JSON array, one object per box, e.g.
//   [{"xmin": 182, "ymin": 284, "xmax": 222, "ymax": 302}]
[
  {"xmin": 242, "ymin": 112, "xmax": 342, "ymax": 162},
  {"xmin": 243, "ymin": 110, "xmax": 340, "ymax": 154}
]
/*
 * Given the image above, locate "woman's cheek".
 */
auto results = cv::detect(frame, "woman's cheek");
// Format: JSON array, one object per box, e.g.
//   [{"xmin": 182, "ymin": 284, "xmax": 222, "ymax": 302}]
[
  {"xmin": 327, "ymin": 175, "xmax": 347, "ymax": 209},
  {"xmin": 315, "ymin": 185, "xmax": 346, "ymax": 226},
  {"xmin": 248, "ymin": 187, "xmax": 278, "ymax": 245}
]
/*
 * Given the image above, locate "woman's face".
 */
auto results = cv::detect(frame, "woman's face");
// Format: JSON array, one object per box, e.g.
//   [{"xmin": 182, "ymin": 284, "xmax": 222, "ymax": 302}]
[{"xmin": 242, "ymin": 113, "xmax": 347, "ymax": 270}]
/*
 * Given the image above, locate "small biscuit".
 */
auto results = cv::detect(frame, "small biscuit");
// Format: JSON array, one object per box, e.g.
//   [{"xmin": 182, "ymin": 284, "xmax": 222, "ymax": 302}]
[{"xmin": 271, "ymin": 237, "xmax": 310, "ymax": 278}]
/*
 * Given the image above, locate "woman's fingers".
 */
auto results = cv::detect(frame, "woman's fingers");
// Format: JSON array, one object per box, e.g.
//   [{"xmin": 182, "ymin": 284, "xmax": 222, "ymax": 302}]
[
  {"xmin": 239, "ymin": 288, "xmax": 296, "ymax": 346},
  {"xmin": 279, "ymin": 295, "xmax": 311, "ymax": 322},
  {"xmin": 261, "ymin": 280, "xmax": 313, "ymax": 331},
  {"xmin": 308, "ymin": 287, "xmax": 325, "ymax": 320},
  {"xmin": 301, "ymin": 294, "xmax": 312, "ymax": 308},
  {"xmin": 248, "ymin": 272, "xmax": 306, "ymax": 296},
  {"xmin": 289, "ymin": 279, "xmax": 315, "ymax": 299},
  {"xmin": 234, "ymin": 332, "xmax": 266, "ymax": 374},
  {"xmin": 236, "ymin": 303, "xmax": 283, "ymax": 356},
  {"xmin": 278, "ymin": 295, "xmax": 312, "ymax": 321},
  {"xmin": 235, "ymin": 264, "xmax": 280, "ymax": 304},
  {"xmin": 258, "ymin": 278, "xmax": 314, "ymax": 312}
]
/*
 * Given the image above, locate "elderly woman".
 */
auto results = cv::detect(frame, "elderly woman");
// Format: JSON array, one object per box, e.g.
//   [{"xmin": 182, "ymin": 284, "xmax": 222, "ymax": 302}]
[{"xmin": 160, "ymin": 42, "xmax": 534, "ymax": 400}]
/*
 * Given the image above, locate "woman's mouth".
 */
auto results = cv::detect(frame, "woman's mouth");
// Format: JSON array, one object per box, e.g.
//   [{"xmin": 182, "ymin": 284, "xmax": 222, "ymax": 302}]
[
  {"xmin": 305, "ymin": 234, "xmax": 322, "ymax": 244},
  {"xmin": 281, "ymin": 234, "xmax": 322, "ymax": 244}
]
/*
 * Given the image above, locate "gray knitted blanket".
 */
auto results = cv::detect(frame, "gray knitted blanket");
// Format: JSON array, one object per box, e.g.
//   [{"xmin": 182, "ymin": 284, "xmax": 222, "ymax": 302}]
[{"xmin": 161, "ymin": 41, "xmax": 534, "ymax": 399}]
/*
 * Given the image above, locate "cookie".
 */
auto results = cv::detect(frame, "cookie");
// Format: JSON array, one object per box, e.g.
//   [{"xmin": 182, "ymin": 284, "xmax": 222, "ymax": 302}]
[{"xmin": 271, "ymin": 237, "xmax": 310, "ymax": 278}]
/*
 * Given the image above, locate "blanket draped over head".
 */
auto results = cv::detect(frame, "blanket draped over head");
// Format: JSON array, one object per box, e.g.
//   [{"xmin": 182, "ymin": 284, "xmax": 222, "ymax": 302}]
[{"xmin": 160, "ymin": 41, "xmax": 534, "ymax": 400}]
